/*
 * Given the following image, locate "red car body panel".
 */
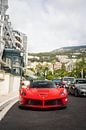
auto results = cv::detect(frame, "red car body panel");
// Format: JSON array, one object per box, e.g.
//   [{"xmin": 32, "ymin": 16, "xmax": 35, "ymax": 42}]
[{"xmin": 19, "ymin": 87, "xmax": 68, "ymax": 108}]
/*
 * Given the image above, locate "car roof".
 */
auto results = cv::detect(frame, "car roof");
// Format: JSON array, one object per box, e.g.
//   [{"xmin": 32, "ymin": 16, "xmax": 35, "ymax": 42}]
[
  {"xmin": 33, "ymin": 80, "xmax": 52, "ymax": 83},
  {"xmin": 75, "ymin": 78, "xmax": 86, "ymax": 80}
]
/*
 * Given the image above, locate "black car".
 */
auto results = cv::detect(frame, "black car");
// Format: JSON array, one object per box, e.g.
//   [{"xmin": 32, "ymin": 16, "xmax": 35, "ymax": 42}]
[{"xmin": 68, "ymin": 78, "xmax": 86, "ymax": 96}]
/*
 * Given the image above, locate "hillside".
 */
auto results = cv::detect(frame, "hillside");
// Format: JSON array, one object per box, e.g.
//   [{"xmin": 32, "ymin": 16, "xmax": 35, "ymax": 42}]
[
  {"xmin": 28, "ymin": 45, "xmax": 86, "ymax": 57},
  {"xmin": 51, "ymin": 45, "xmax": 86, "ymax": 53}
]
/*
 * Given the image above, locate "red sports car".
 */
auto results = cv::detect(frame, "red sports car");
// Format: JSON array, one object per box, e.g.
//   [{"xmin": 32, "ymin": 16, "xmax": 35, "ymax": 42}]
[{"xmin": 19, "ymin": 80, "xmax": 68, "ymax": 109}]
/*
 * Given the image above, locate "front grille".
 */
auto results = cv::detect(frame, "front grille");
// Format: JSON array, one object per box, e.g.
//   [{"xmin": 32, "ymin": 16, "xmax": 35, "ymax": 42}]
[
  {"xmin": 44, "ymin": 99, "xmax": 62, "ymax": 106},
  {"xmin": 26, "ymin": 99, "xmax": 42, "ymax": 105},
  {"xmin": 25, "ymin": 99, "xmax": 62, "ymax": 106},
  {"xmin": 81, "ymin": 92, "xmax": 86, "ymax": 95}
]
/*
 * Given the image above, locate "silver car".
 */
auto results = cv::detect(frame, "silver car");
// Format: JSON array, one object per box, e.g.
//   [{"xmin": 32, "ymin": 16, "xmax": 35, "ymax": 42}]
[{"xmin": 69, "ymin": 78, "xmax": 86, "ymax": 96}]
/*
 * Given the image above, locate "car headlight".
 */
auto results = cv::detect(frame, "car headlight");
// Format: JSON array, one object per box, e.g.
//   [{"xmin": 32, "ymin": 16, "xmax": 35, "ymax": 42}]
[
  {"xmin": 22, "ymin": 91, "xmax": 26, "ymax": 96},
  {"xmin": 61, "ymin": 92, "xmax": 65, "ymax": 96},
  {"xmin": 61, "ymin": 89, "xmax": 67, "ymax": 96},
  {"xmin": 20, "ymin": 90, "xmax": 26, "ymax": 96}
]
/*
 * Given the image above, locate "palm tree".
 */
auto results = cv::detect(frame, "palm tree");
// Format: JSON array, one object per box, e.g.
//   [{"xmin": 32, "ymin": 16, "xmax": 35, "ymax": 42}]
[
  {"xmin": 51, "ymin": 59, "xmax": 56, "ymax": 75},
  {"xmin": 75, "ymin": 55, "xmax": 86, "ymax": 78}
]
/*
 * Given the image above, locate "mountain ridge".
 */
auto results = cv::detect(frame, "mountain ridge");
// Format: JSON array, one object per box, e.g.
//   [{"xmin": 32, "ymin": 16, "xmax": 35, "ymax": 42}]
[{"xmin": 51, "ymin": 45, "xmax": 86, "ymax": 53}]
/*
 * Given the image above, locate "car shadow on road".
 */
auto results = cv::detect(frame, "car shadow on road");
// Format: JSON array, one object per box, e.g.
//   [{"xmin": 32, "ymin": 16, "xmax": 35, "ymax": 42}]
[
  {"xmin": 68, "ymin": 94, "xmax": 86, "ymax": 98},
  {"xmin": 18, "ymin": 105, "xmax": 67, "ymax": 112}
]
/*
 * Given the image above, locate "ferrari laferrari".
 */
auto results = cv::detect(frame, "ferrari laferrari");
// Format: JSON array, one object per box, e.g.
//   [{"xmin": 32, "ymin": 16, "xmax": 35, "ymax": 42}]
[{"xmin": 19, "ymin": 80, "xmax": 68, "ymax": 109}]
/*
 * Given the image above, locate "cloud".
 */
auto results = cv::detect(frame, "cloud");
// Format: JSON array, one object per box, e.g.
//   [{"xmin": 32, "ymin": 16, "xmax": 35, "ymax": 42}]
[{"xmin": 7, "ymin": 0, "xmax": 86, "ymax": 52}]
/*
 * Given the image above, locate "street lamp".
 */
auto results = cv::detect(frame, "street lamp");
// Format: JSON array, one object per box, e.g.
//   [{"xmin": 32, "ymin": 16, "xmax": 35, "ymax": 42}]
[{"xmin": 20, "ymin": 52, "xmax": 24, "ymax": 87}]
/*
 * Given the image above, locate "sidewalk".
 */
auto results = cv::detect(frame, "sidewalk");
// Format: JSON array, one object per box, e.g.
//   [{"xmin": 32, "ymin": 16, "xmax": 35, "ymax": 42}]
[
  {"xmin": 0, "ymin": 91, "xmax": 19, "ymax": 104},
  {"xmin": 0, "ymin": 91, "xmax": 19, "ymax": 121}
]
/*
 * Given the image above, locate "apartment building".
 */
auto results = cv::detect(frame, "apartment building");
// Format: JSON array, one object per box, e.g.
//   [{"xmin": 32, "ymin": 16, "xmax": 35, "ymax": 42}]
[{"xmin": 0, "ymin": 0, "xmax": 28, "ymax": 75}]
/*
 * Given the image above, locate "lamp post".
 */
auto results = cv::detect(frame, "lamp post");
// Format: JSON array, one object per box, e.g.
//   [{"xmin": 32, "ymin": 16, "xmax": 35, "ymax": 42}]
[{"xmin": 20, "ymin": 52, "xmax": 24, "ymax": 87}]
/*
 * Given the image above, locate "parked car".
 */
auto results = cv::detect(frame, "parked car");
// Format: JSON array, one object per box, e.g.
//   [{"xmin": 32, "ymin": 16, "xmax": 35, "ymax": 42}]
[
  {"xmin": 62, "ymin": 77, "xmax": 75, "ymax": 89},
  {"xmin": 19, "ymin": 80, "xmax": 68, "ymax": 109},
  {"xmin": 68, "ymin": 78, "xmax": 86, "ymax": 96},
  {"xmin": 52, "ymin": 79, "xmax": 62, "ymax": 87}
]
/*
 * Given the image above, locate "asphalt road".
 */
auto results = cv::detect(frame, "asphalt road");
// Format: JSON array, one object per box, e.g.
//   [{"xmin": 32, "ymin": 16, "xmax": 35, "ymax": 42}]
[{"xmin": 0, "ymin": 95, "xmax": 86, "ymax": 130}]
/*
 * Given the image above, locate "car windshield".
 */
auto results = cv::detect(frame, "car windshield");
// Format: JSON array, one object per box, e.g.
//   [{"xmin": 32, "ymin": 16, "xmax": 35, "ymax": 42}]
[
  {"xmin": 63, "ymin": 78, "xmax": 74, "ymax": 82},
  {"xmin": 76, "ymin": 79, "xmax": 86, "ymax": 84},
  {"xmin": 30, "ymin": 81, "xmax": 57, "ymax": 88},
  {"xmin": 52, "ymin": 79, "xmax": 61, "ymax": 83}
]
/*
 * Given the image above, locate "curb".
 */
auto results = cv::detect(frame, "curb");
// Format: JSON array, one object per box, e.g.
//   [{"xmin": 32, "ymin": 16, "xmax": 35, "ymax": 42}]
[{"xmin": 0, "ymin": 96, "xmax": 19, "ymax": 121}]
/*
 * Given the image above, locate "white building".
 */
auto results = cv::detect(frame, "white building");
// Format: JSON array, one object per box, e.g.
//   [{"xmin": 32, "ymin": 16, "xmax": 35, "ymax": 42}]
[
  {"xmin": 0, "ymin": 0, "xmax": 8, "ymax": 60},
  {"xmin": 57, "ymin": 55, "xmax": 69, "ymax": 63},
  {"xmin": 13, "ymin": 30, "xmax": 28, "ymax": 66},
  {"xmin": 0, "ymin": 0, "xmax": 28, "ymax": 74}
]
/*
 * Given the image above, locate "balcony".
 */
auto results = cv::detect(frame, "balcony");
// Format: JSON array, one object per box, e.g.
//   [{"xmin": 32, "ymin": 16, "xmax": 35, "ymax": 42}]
[{"xmin": 0, "ymin": 0, "xmax": 8, "ymax": 9}]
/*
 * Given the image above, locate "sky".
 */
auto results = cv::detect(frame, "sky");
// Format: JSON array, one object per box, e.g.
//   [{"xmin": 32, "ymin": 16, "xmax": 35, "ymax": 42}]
[{"xmin": 7, "ymin": 0, "xmax": 86, "ymax": 53}]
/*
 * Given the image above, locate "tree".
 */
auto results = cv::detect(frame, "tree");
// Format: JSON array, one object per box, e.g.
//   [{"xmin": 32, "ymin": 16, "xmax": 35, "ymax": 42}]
[
  {"xmin": 75, "ymin": 61, "xmax": 86, "ymax": 78},
  {"xmin": 51, "ymin": 59, "xmax": 56, "ymax": 75}
]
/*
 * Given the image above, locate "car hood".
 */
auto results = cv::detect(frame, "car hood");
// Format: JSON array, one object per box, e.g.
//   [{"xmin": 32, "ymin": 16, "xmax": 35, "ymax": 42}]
[
  {"xmin": 25, "ymin": 88, "xmax": 65, "ymax": 99},
  {"xmin": 76, "ymin": 84, "xmax": 86, "ymax": 89}
]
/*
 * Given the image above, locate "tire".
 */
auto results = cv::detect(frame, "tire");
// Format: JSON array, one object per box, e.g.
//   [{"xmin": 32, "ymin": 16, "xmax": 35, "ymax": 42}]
[
  {"xmin": 60, "ymin": 105, "xmax": 67, "ymax": 110},
  {"xmin": 74, "ymin": 89, "xmax": 78, "ymax": 97},
  {"xmin": 18, "ymin": 105, "xmax": 24, "ymax": 110}
]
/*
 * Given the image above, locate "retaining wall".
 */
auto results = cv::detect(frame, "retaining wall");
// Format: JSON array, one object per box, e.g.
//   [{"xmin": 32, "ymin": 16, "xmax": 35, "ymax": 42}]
[{"xmin": 0, "ymin": 71, "xmax": 20, "ymax": 95}]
